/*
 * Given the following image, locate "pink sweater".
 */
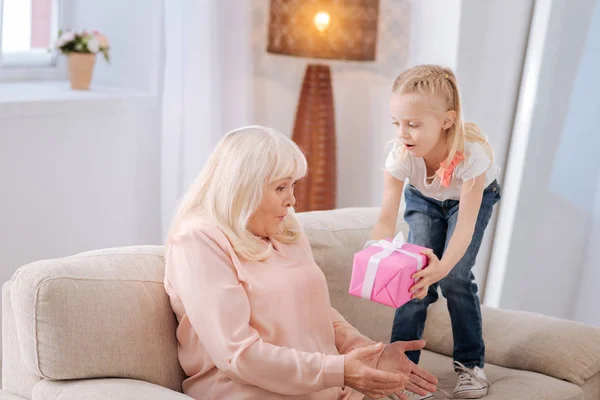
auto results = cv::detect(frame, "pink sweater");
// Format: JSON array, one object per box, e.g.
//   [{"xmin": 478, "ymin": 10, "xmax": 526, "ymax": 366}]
[{"xmin": 164, "ymin": 217, "xmax": 374, "ymax": 399}]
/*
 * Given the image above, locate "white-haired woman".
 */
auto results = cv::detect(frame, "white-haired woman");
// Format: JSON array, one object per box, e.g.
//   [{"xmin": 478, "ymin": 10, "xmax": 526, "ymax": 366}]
[{"xmin": 164, "ymin": 126, "xmax": 438, "ymax": 400}]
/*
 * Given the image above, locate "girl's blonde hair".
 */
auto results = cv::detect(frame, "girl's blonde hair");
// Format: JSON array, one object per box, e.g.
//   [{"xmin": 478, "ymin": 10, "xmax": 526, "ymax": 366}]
[
  {"xmin": 167, "ymin": 125, "xmax": 308, "ymax": 261},
  {"xmin": 391, "ymin": 64, "xmax": 493, "ymax": 168}
]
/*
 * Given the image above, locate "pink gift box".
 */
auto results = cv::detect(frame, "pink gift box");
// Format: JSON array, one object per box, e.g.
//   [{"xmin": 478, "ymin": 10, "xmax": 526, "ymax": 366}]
[{"xmin": 349, "ymin": 236, "xmax": 429, "ymax": 308}]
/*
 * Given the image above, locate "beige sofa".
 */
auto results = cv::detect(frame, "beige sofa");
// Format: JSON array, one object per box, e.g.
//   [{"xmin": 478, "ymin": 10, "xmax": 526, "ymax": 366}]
[{"xmin": 2, "ymin": 207, "xmax": 600, "ymax": 400}]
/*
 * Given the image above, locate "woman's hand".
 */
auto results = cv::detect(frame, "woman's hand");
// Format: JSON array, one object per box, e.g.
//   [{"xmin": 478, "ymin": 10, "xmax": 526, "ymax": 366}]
[
  {"xmin": 344, "ymin": 343, "xmax": 408, "ymax": 399},
  {"xmin": 410, "ymin": 249, "xmax": 451, "ymax": 300},
  {"xmin": 376, "ymin": 340, "xmax": 438, "ymax": 397}
]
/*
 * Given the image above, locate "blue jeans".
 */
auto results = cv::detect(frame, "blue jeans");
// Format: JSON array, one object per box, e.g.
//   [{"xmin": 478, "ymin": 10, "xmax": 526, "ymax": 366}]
[{"xmin": 390, "ymin": 180, "xmax": 501, "ymax": 368}]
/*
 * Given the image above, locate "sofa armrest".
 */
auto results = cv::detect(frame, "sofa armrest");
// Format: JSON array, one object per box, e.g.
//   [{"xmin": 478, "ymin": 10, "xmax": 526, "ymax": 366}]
[
  {"xmin": 32, "ymin": 379, "xmax": 192, "ymax": 400},
  {"xmin": 8, "ymin": 245, "xmax": 185, "ymax": 392},
  {"xmin": 422, "ymin": 297, "xmax": 600, "ymax": 385}
]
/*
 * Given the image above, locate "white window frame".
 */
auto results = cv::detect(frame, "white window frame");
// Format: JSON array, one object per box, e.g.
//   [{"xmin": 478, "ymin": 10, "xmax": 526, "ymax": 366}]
[{"xmin": 0, "ymin": 0, "xmax": 68, "ymax": 81}]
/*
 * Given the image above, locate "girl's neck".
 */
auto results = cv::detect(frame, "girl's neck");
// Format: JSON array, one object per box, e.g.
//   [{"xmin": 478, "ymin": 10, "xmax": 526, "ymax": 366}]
[{"xmin": 423, "ymin": 134, "xmax": 449, "ymax": 172}]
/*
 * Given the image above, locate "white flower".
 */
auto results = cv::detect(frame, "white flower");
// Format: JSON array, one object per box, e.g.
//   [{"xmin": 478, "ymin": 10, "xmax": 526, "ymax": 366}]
[
  {"xmin": 87, "ymin": 38, "xmax": 100, "ymax": 53},
  {"xmin": 75, "ymin": 43, "xmax": 84, "ymax": 51},
  {"xmin": 60, "ymin": 31, "xmax": 75, "ymax": 43}
]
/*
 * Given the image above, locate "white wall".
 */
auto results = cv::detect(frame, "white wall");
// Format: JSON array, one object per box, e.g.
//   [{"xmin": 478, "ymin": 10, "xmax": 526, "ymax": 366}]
[
  {"xmin": 0, "ymin": 96, "xmax": 160, "ymax": 272},
  {"xmin": 575, "ymin": 172, "xmax": 600, "ymax": 326},
  {"xmin": 571, "ymin": 0, "xmax": 600, "ymax": 327},
  {"xmin": 217, "ymin": 0, "xmax": 254, "ymax": 132},
  {"xmin": 486, "ymin": 0, "xmax": 599, "ymax": 320}
]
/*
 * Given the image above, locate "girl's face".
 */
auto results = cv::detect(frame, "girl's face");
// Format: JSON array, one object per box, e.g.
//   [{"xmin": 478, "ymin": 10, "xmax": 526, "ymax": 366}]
[
  {"xmin": 248, "ymin": 178, "xmax": 296, "ymax": 238},
  {"xmin": 390, "ymin": 92, "xmax": 456, "ymax": 159}
]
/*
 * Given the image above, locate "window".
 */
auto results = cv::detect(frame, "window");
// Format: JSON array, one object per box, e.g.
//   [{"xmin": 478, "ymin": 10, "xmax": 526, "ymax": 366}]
[{"xmin": 0, "ymin": 0, "xmax": 61, "ymax": 68}]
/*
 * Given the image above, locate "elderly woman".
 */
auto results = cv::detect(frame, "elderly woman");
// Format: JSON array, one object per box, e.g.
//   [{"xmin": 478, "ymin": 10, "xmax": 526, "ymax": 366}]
[{"xmin": 164, "ymin": 126, "xmax": 438, "ymax": 399}]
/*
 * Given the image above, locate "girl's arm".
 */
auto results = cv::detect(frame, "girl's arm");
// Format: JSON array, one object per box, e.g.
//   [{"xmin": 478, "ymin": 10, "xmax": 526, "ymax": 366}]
[
  {"xmin": 372, "ymin": 171, "xmax": 405, "ymax": 241},
  {"xmin": 439, "ymin": 173, "xmax": 486, "ymax": 271},
  {"xmin": 410, "ymin": 173, "xmax": 486, "ymax": 299}
]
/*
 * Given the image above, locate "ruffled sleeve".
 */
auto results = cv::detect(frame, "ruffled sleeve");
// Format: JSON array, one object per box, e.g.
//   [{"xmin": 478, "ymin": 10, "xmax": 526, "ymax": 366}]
[
  {"xmin": 455, "ymin": 142, "xmax": 492, "ymax": 181},
  {"xmin": 385, "ymin": 143, "xmax": 412, "ymax": 181}
]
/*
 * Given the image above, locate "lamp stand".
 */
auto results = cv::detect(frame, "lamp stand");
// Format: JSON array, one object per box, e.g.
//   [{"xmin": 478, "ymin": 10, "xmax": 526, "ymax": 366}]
[{"xmin": 291, "ymin": 64, "xmax": 337, "ymax": 212}]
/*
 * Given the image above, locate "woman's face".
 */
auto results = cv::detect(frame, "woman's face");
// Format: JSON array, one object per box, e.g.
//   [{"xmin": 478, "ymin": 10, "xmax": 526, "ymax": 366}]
[{"xmin": 248, "ymin": 177, "xmax": 296, "ymax": 238}]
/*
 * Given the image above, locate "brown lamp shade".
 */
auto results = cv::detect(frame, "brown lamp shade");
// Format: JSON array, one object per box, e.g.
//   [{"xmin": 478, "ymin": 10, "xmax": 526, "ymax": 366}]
[{"xmin": 267, "ymin": 0, "xmax": 380, "ymax": 61}]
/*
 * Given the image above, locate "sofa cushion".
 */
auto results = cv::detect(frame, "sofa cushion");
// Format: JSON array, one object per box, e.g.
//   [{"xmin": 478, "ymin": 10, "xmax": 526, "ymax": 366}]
[
  {"xmin": 9, "ymin": 246, "xmax": 185, "ymax": 392},
  {"xmin": 32, "ymin": 379, "xmax": 192, "ymax": 400},
  {"xmin": 420, "ymin": 350, "xmax": 584, "ymax": 400},
  {"xmin": 297, "ymin": 207, "xmax": 408, "ymax": 344},
  {"xmin": 423, "ymin": 297, "xmax": 600, "ymax": 386},
  {"xmin": 0, "ymin": 390, "xmax": 28, "ymax": 400}
]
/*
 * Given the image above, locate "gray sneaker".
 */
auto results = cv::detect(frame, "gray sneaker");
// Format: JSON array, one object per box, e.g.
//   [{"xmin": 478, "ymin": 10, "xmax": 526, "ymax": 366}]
[
  {"xmin": 398, "ymin": 391, "xmax": 434, "ymax": 399},
  {"xmin": 452, "ymin": 361, "xmax": 492, "ymax": 399}
]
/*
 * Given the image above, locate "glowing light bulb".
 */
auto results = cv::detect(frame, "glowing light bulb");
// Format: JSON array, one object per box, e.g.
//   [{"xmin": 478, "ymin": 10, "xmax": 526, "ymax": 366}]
[{"xmin": 314, "ymin": 11, "xmax": 330, "ymax": 33}]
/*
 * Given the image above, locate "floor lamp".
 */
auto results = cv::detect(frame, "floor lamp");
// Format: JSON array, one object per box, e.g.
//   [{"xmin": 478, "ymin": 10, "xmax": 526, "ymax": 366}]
[{"xmin": 267, "ymin": 0, "xmax": 380, "ymax": 212}]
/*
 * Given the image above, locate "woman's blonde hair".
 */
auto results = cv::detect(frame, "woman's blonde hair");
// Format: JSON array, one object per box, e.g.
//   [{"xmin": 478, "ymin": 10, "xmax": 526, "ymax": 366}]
[
  {"xmin": 391, "ymin": 64, "xmax": 493, "ymax": 169},
  {"xmin": 167, "ymin": 125, "xmax": 308, "ymax": 261}
]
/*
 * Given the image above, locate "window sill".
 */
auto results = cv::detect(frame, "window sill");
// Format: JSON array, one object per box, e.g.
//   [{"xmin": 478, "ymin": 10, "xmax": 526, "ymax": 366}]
[{"xmin": 0, "ymin": 81, "xmax": 157, "ymax": 119}]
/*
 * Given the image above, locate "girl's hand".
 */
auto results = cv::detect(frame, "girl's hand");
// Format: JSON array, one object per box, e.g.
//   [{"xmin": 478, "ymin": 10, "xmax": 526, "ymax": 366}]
[{"xmin": 409, "ymin": 249, "xmax": 451, "ymax": 300}]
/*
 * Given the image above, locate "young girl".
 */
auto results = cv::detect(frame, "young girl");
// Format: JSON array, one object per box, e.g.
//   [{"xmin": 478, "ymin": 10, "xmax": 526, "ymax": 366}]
[{"xmin": 372, "ymin": 65, "xmax": 501, "ymax": 399}]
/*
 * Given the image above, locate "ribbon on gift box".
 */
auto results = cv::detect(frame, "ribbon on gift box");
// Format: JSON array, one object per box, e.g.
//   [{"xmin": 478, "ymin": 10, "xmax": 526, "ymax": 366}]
[{"xmin": 361, "ymin": 232, "xmax": 425, "ymax": 300}]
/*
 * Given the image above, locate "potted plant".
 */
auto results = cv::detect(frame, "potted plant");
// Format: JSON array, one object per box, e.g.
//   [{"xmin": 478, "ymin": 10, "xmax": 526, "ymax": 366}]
[{"xmin": 54, "ymin": 30, "xmax": 110, "ymax": 90}]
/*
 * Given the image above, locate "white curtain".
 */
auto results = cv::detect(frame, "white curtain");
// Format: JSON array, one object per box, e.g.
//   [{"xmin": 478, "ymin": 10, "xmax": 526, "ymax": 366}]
[{"xmin": 160, "ymin": 0, "xmax": 253, "ymax": 239}]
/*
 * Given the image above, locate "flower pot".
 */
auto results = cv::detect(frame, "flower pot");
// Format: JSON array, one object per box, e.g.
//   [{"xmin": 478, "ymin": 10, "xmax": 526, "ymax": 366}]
[{"xmin": 68, "ymin": 53, "xmax": 96, "ymax": 90}]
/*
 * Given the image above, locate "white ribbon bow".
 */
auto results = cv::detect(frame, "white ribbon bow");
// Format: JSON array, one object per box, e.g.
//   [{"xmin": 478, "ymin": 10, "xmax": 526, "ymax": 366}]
[{"xmin": 361, "ymin": 232, "xmax": 424, "ymax": 300}]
